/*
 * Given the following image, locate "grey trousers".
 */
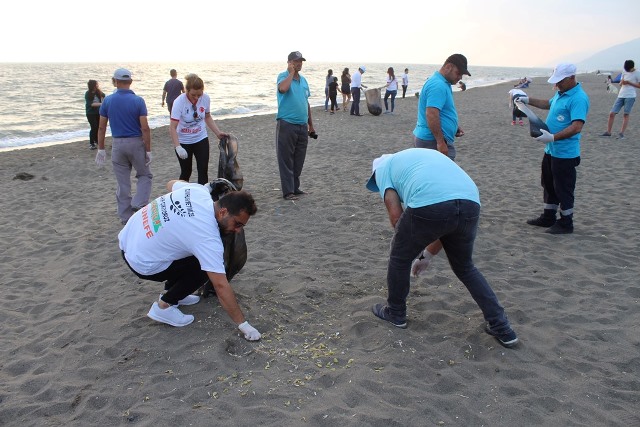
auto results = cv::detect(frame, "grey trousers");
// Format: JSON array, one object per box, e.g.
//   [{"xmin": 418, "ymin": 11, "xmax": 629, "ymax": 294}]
[
  {"xmin": 275, "ymin": 119, "xmax": 308, "ymax": 196},
  {"xmin": 111, "ymin": 136, "xmax": 153, "ymax": 223}
]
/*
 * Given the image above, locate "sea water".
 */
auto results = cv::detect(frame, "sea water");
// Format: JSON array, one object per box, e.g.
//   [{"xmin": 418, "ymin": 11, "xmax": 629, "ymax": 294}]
[{"xmin": 0, "ymin": 62, "xmax": 550, "ymax": 151}]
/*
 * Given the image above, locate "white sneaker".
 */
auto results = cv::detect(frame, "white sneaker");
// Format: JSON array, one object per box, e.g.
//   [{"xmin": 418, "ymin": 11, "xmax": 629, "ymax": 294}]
[
  {"xmin": 159, "ymin": 293, "xmax": 200, "ymax": 306},
  {"xmin": 147, "ymin": 302, "xmax": 194, "ymax": 327}
]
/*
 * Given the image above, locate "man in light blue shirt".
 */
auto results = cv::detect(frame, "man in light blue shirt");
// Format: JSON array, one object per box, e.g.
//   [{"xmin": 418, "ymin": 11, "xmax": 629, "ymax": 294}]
[
  {"xmin": 276, "ymin": 51, "xmax": 316, "ymax": 200},
  {"xmin": 413, "ymin": 54, "xmax": 470, "ymax": 160},
  {"xmin": 365, "ymin": 148, "xmax": 518, "ymax": 348},
  {"xmin": 517, "ymin": 63, "xmax": 590, "ymax": 234}
]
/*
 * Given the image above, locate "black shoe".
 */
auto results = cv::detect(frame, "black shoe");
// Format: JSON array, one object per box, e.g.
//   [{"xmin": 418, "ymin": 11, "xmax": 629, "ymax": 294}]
[
  {"xmin": 526, "ymin": 215, "xmax": 556, "ymax": 227},
  {"xmin": 484, "ymin": 325, "xmax": 519, "ymax": 348},
  {"xmin": 283, "ymin": 193, "xmax": 299, "ymax": 201},
  {"xmin": 545, "ymin": 222, "xmax": 573, "ymax": 234},
  {"xmin": 293, "ymin": 190, "xmax": 307, "ymax": 195},
  {"xmin": 371, "ymin": 303, "xmax": 407, "ymax": 329}
]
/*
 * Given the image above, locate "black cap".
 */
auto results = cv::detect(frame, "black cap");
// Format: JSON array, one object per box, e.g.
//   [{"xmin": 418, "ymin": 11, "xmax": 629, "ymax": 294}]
[
  {"xmin": 445, "ymin": 54, "xmax": 471, "ymax": 76},
  {"xmin": 287, "ymin": 51, "xmax": 306, "ymax": 61}
]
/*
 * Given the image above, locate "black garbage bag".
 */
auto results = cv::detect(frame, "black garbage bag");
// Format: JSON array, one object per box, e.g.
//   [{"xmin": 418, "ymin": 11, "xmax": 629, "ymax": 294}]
[
  {"xmin": 200, "ymin": 177, "xmax": 248, "ymax": 298},
  {"xmin": 217, "ymin": 134, "xmax": 244, "ymax": 190},
  {"xmin": 365, "ymin": 88, "xmax": 383, "ymax": 116}
]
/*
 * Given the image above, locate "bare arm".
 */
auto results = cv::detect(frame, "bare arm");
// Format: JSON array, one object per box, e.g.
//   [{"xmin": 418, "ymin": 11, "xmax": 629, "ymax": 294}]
[
  {"xmin": 206, "ymin": 271, "xmax": 246, "ymax": 325},
  {"xmin": 527, "ymin": 97, "xmax": 551, "ymax": 110},
  {"xmin": 552, "ymin": 120, "xmax": 585, "ymax": 141},
  {"xmin": 169, "ymin": 120, "xmax": 181, "ymax": 148},
  {"xmin": 277, "ymin": 63, "xmax": 296, "ymax": 93},
  {"xmin": 162, "ymin": 89, "xmax": 167, "ymax": 106},
  {"xmin": 205, "ymin": 113, "xmax": 227, "ymax": 139},
  {"xmin": 97, "ymin": 116, "xmax": 108, "ymax": 150},
  {"xmin": 426, "ymin": 107, "xmax": 449, "ymax": 156},
  {"xmin": 140, "ymin": 116, "xmax": 151, "ymax": 152},
  {"xmin": 383, "ymin": 189, "xmax": 404, "ymax": 228},
  {"xmin": 307, "ymin": 103, "xmax": 315, "ymax": 133}
]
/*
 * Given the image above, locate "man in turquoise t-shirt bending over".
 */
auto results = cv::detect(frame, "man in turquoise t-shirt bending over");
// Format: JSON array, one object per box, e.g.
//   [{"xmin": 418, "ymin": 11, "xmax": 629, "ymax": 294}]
[{"xmin": 365, "ymin": 148, "xmax": 518, "ymax": 348}]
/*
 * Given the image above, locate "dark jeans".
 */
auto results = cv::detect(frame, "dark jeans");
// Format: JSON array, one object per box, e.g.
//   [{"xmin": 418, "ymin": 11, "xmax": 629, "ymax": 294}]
[
  {"xmin": 329, "ymin": 92, "xmax": 338, "ymax": 111},
  {"xmin": 350, "ymin": 87, "xmax": 361, "ymax": 115},
  {"xmin": 86, "ymin": 114, "xmax": 100, "ymax": 145},
  {"xmin": 540, "ymin": 153, "xmax": 580, "ymax": 215},
  {"xmin": 122, "ymin": 252, "xmax": 208, "ymax": 305},
  {"xmin": 384, "ymin": 89, "xmax": 397, "ymax": 112},
  {"xmin": 402, "ymin": 85, "xmax": 408, "ymax": 98},
  {"xmin": 177, "ymin": 137, "xmax": 210, "ymax": 184},
  {"xmin": 386, "ymin": 200, "xmax": 511, "ymax": 333},
  {"xmin": 276, "ymin": 119, "xmax": 308, "ymax": 196}
]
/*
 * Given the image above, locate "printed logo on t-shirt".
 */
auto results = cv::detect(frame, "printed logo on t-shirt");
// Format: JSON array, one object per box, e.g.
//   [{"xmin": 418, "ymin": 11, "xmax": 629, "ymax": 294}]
[
  {"xmin": 169, "ymin": 189, "xmax": 195, "ymax": 218},
  {"xmin": 556, "ymin": 114, "xmax": 566, "ymax": 122}
]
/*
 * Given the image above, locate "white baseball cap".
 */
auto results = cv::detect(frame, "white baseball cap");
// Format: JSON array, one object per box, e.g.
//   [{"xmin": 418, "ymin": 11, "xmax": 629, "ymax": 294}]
[
  {"xmin": 365, "ymin": 154, "xmax": 392, "ymax": 192},
  {"xmin": 548, "ymin": 63, "xmax": 576, "ymax": 84}
]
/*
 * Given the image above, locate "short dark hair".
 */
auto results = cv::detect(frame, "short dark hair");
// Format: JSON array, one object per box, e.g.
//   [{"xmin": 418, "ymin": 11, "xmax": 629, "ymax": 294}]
[
  {"xmin": 170, "ymin": 69, "xmax": 177, "ymax": 77},
  {"xmin": 218, "ymin": 191, "xmax": 257, "ymax": 216},
  {"xmin": 624, "ymin": 60, "xmax": 635, "ymax": 72}
]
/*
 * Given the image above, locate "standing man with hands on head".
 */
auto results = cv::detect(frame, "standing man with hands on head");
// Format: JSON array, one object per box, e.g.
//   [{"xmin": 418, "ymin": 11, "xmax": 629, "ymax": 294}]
[
  {"xmin": 409, "ymin": 54, "xmax": 470, "ymax": 275},
  {"xmin": 276, "ymin": 51, "xmax": 316, "ymax": 201},
  {"xmin": 515, "ymin": 63, "xmax": 589, "ymax": 235},
  {"xmin": 95, "ymin": 68, "xmax": 153, "ymax": 225}
]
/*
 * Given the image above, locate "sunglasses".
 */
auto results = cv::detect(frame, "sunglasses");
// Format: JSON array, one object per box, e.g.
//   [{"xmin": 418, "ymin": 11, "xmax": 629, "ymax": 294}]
[{"xmin": 192, "ymin": 104, "xmax": 198, "ymax": 119}]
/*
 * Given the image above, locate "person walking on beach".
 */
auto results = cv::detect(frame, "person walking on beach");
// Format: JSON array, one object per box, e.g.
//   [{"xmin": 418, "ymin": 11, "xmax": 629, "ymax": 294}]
[
  {"xmin": 365, "ymin": 148, "xmax": 518, "ymax": 348},
  {"xmin": 401, "ymin": 68, "xmax": 409, "ymax": 98},
  {"xmin": 384, "ymin": 67, "xmax": 398, "ymax": 114},
  {"xmin": 328, "ymin": 76, "xmax": 340, "ymax": 114},
  {"xmin": 85, "ymin": 79, "xmax": 105, "ymax": 150},
  {"xmin": 601, "ymin": 59, "xmax": 640, "ymax": 139},
  {"xmin": 410, "ymin": 54, "xmax": 470, "ymax": 271},
  {"xmin": 324, "ymin": 69, "xmax": 336, "ymax": 112},
  {"xmin": 341, "ymin": 67, "xmax": 352, "ymax": 111},
  {"xmin": 170, "ymin": 73, "xmax": 228, "ymax": 185},
  {"xmin": 350, "ymin": 66, "xmax": 367, "ymax": 116},
  {"xmin": 276, "ymin": 51, "xmax": 316, "ymax": 201},
  {"xmin": 162, "ymin": 69, "xmax": 185, "ymax": 114},
  {"xmin": 95, "ymin": 68, "xmax": 153, "ymax": 225},
  {"xmin": 517, "ymin": 63, "xmax": 590, "ymax": 234},
  {"xmin": 118, "ymin": 179, "xmax": 262, "ymax": 341}
]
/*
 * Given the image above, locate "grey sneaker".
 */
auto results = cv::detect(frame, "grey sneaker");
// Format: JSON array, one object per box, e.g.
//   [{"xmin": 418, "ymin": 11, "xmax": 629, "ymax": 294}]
[
  {"xmin": 484, "ymin": 325, "xmax": 519, "ymax": 348},
  {"xmin": 371, "ymin": 303, "xmax": 407, "ymax": 328},
  {"xmin": 618, "ymin": 133, "xmax": 624, "ymax": 139},
  {"xmin": 600, "ymin": 132, "xmax": 612, "ymax": 137},
  {"xmin": 147, "ymin": 302, "xmax": 194, "ymax": 327}
]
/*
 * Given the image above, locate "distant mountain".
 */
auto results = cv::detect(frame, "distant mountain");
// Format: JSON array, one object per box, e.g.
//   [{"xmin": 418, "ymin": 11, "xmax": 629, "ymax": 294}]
[{"xmin": 574, "ymin": 37, "xmax": 640, "ymax": 72}]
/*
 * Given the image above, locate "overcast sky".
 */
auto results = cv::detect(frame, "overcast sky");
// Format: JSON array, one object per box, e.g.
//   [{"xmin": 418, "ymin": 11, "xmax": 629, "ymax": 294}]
[{"xmin": 3, "ymin": 0, "xmax": 639, "ymax": 67}]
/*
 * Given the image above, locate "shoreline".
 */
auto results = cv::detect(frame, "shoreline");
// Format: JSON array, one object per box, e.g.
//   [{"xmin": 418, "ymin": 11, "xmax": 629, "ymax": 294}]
[{"xmin": 2, "ymin": 73, "xmax": 638, "ymax": 426}]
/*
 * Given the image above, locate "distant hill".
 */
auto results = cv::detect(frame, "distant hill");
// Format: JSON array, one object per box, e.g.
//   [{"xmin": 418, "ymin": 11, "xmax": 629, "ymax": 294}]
[{"xmin": 575, "ymin": 37, "xmax": 640, "ymax": 72}]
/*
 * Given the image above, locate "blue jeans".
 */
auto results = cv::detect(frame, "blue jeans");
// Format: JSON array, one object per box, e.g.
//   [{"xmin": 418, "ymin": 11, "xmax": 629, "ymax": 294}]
[
  {"xmin": 386, "ymin": 200, "xmax": 511, "ymax": 333},
  {"xmin": 384, "ymin": 89, "xmax": 397, "ymax": 112}
]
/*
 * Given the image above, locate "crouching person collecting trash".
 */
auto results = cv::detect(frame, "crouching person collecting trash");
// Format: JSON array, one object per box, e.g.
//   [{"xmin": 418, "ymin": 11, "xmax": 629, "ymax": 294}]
[
  {"xmin": 365, "ymin": 148, "xmax": 518, "ymax": 348},
  {"xmin": 118, "ymin": 179, "xmax": 261, "ymax": 341}
]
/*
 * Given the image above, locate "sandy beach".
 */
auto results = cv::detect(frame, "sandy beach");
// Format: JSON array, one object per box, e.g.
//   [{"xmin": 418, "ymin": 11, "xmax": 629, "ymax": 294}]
[{"xmin": 1, "ymin": 73, "xmax": 639, "ymax": 426}]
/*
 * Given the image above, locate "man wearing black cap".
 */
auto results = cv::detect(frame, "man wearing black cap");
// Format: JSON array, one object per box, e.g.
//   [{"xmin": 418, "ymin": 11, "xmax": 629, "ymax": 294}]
[
  {"xmin": 410, "ymin": 54, "xmax": 471, "ymax": 274},
  {"xmin": 275, "ymin": 51, "xmax": 316, "ymax": 201}
]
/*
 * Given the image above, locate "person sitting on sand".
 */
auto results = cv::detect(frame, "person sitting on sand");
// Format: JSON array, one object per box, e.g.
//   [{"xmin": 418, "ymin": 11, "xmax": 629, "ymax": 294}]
[
  {"xmin": 118, "ymin": 179, "xmax": 261, "ymax": 341},
  {"xmin": 365, "ymin": 148, "xmax": 518, "ymax": 348}
]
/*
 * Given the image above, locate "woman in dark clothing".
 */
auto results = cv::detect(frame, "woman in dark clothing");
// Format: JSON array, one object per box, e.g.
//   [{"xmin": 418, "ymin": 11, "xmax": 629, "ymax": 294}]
[
  {"xmin": 341, "ymin": 67, "xmax": 352, "ymax": 111},
  {"xmin": 85, "ymin": 80, "xmax": 105, "ymax": 150}
]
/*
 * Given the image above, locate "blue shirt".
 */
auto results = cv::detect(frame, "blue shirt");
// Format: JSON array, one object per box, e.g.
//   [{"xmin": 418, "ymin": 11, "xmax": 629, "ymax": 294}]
[
  {"xmin": 413, "ymin": 71, "xmax": 458, "ymax": 143},
  {"xmin": 100, "ymin": 89, "xmax": 148, "ymax": 138},
  {"xmin": 373, "ymin": 148, "xmax": 480, "ymax": 208},
  {"xmin": 544, "ymin": 82, "xmax": 589, "ymax": 158},
  {"xmin": 276, "ymin": 71, "xmax": 310, "ymax": 125}
]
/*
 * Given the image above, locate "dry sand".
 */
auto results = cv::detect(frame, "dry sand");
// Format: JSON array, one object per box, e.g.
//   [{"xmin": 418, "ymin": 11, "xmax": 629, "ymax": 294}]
[{"xmin": 1, "ymin": 73, "xmax": 639, "ymax": 426}]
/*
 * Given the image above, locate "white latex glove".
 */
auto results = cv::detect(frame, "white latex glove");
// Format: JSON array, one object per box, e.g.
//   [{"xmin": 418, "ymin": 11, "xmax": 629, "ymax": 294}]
[
  {"xmin": 145, "ymin": 151, "xmax": 152, "ymax": 166},
  {"xmin": 175, "ymin": 146, "xmax": 188, "ymax": 159},
  {"xmin": 411, "ymin": 250, "xmax": 433, "ymax": 278},
  {"xmin": 238, "ymin": 321, "xmax": 261, "ymax": 341},
  {"xmin": 515, "ymin": 95, "xmax": 529, "ymax": 104},
  {"xmin": 95, "ymin": 149, "xmax": 106, "ymax": 167},
  {"xmin": 535, "ymin": 129, "xmax": 555, "ymax": 143}
]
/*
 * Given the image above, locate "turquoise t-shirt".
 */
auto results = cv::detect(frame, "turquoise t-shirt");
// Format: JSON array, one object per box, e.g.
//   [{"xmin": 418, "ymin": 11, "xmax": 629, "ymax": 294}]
[
  {"xmin": 276, "ymin": 71, "xmax": 310, "ymax": 125},
  {"xmin": 544, "ymin": 82, "xmax": 590, "ymax": 158},
  {"xmin": 413, "ymin": 71, "xmax": 458, "ymax": 143},
  {"xmin": 373, "ymin": 148, "xmax": 480, "ymax": 208}
]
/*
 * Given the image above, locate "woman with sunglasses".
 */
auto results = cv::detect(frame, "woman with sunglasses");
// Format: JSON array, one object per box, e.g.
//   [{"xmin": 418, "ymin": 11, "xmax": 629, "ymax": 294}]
[{"xmin": 170, "ymin": 73, "xmax": 228, "ymax": 184}]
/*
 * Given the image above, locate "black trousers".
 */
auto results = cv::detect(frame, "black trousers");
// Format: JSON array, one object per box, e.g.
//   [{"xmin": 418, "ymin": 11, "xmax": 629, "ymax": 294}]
[{"xmin": 177, "ymin": 137, "xmax": 210, "ymax": 184}]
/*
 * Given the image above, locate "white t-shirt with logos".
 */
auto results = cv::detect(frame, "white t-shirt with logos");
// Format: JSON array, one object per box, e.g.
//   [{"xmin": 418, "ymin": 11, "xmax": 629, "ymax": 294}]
[
  {"xmin": 618, "ymin": 70, "xmax": 640, "ymax": 98},
  {"xmin": 119, "ymin": 182, "xmax": 225, "ymax": 276},
  {"xmin": 170, "ymin": 93, "xmax": 211, "ymax": 144}
]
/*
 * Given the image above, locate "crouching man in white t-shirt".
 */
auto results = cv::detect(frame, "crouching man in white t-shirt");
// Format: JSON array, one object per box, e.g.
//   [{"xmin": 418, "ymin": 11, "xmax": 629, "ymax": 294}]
[{"xmin": 118, "ymin": 179, "xmax": 261, "ymax": 341}]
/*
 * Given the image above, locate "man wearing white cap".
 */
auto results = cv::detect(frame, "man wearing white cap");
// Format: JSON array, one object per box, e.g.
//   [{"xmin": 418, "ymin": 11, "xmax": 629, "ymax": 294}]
[
  {"xmin": 516, "ymin": 63, "xmax": 590, "ymax": 234},
  {"xmin": 95, "ymin": 68, "xmax": 153, "ymax": 225},
  {"xmin": 365, "ymin": 148, "xmax": 518, "ymax": 348},
  {"xmin": 350, "ymin": 66, "xmax": 368, "ymax": 116}
]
